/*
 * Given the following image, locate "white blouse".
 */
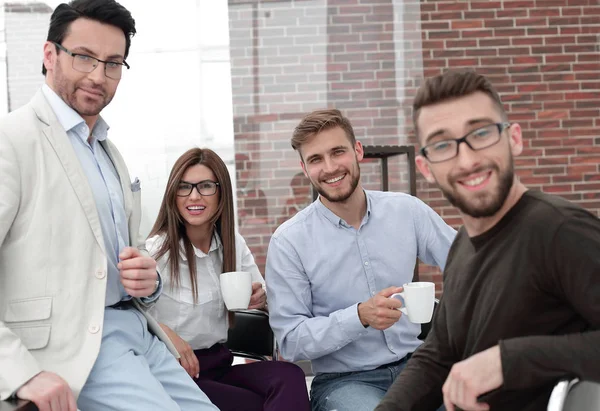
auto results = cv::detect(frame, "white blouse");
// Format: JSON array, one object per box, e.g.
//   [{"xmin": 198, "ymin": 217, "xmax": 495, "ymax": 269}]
[{"xmin": 146, "ymin": 232, "xmax": 264, "ymax": 350}]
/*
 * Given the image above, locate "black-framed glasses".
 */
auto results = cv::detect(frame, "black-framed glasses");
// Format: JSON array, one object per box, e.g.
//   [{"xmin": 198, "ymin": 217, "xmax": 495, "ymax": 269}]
[
  {"xmin": 176, "ymin": 180, "xmax": 220, "ymax": 197},
  {"xmin": 53, "ymin": 42, "xmax": 130, "ymax": 80},
  {"xmin": 421, "ymin": 122, "xmax": 511, "ymax": 163}
]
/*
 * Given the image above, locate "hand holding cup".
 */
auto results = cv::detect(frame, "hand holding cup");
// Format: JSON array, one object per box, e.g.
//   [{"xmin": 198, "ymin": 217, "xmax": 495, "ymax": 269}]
[{"xmin": 390, "ymin": 282, "xmax": 435, "ymax": 324}]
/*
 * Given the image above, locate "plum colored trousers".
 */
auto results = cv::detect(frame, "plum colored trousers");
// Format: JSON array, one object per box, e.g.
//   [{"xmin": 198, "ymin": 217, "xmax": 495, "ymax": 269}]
[{"xmin": 194, "ymin": 343, "xmax": 310, "ymax": 411}]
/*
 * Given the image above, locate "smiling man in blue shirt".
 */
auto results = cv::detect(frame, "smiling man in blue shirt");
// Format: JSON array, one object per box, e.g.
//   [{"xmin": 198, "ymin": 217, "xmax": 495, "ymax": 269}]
[{"xmin": 265, "ymin": 109, "xmax": 456, "ymax": 411}]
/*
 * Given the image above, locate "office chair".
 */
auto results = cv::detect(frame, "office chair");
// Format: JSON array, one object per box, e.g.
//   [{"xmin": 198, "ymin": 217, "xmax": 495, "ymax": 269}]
[
  {"xmin": 547, "ymin": 378, "xmax": 600, "ymax": 411},
  {"xmin": 225, "ymin": 309, "xmax": 278, "ymax": 361},
  {"xmin": 418, "ymin": 299, "xmax": 439, "ymax": 341}
]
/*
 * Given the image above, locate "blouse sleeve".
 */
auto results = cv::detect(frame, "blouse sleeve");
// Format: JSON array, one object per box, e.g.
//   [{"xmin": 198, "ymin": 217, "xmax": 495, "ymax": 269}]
[{"xmin": 236, "ymin": 232, "xmax": 264, "ymax": 285}]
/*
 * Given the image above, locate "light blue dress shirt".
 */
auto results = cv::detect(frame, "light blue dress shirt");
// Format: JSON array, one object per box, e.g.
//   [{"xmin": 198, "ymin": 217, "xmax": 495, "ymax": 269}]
[
  {"xmin": 41, "ymin": 85, "xmax": 149, "ymax": 307},
  {"xmin": 266, "ymin": 190, "xmax": 456, "ymax": 375}
]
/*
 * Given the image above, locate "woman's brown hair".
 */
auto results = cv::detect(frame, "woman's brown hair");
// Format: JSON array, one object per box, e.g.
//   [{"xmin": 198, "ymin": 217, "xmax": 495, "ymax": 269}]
[{"xmin": 149, "ymin": 148, "xmax": 236, "ymax": 303}]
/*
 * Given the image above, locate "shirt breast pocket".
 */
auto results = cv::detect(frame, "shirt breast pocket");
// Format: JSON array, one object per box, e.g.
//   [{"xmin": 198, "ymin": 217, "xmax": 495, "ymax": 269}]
[
  {"xmin": 179, "ymin": 288, "xmax": 214, "ymax": 306},
  {"xmin": 177, "ymin": 287, "xmax": 220, "ymax": 331}
]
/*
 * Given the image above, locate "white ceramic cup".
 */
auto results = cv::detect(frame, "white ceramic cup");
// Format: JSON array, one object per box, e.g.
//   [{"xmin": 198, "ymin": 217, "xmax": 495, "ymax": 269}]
[
  {"xmin": 220, "ymin": 271, "xmax": 252, "ymax": 311},
  {"xmin": 390, "ymin": 282, "xmax": 435, "ymax": 324}
]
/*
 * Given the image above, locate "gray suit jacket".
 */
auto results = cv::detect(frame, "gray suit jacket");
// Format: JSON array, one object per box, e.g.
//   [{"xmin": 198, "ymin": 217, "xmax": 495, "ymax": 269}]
[{"xmin": 0, "ymin": 90, "xmax": 177, "ymax": 400}]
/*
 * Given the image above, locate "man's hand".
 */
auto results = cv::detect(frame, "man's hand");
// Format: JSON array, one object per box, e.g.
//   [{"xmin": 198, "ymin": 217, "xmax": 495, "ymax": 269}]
[
  {"xmin": 16, "ymin": 371, "xmax": 77, "ymax": 411},
  {"xmin": 159, "ymin": 323, "xmax": 200, "ymax": 379},
  {"xmin": 248, "ymin": 282, "xmax": 266, "ymax": 310},
  {"xmin": 442, "ymin": 345, "xmax": 503, "ymax": 411},
  {"xmin": 118, "ymin": 247, "xmax": 158, "ymax": 298},
  {"xmin": 357, "ymin": 286, "xmax": 403, "ymax": 330}
]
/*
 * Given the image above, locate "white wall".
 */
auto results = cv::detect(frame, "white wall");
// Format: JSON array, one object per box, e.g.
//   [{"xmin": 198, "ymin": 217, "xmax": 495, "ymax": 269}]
[
  {"xmin": 103, "ymin": 0, "xmax": 236, "ymax": 236},
  {"xmin": 4, "ymin": 3, "xmax": 50, "ymax": 110},
  {"xmin": 0, "ymin": 4, "xmax": 8, "ymax": 115}
]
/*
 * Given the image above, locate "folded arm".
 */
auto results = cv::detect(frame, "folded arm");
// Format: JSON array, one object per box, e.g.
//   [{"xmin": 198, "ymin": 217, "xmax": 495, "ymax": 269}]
[{"xmin": 265, "ymin": 235, "xmax": 368, "ymax": 362}]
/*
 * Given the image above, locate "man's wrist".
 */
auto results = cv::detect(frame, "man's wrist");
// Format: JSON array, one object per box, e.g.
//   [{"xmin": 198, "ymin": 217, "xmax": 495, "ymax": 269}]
[
  {"xmin": 139, "ymin": 272, "xmax": 162, "ymax": 303},
  {"xmin": 357, "ymin": 303, "xmax": 369, "ymax": 328}
]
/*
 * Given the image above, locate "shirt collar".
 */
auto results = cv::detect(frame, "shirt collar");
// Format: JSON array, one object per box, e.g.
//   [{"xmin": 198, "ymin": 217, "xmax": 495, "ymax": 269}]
[
  {"xmin": 41, "ymin": 84, "xmax": 110, "ymax": 144},
  {"xmin": 314, "ymin": 189, "xmax": 372, "ymax": 228},
  {"xmin": 180, "ymin": 232, "xmax": 222, "ymax": 261}
]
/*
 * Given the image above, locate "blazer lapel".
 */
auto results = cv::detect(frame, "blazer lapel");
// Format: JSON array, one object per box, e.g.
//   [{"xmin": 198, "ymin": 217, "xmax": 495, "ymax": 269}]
[{"xmin": 32, "ymin": 91, "xmax": 107, "ymax": 256}]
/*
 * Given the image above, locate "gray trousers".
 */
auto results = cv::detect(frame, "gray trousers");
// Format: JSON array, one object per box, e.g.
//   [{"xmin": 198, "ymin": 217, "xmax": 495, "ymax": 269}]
[{"xmin": 77, "ymin": 306, "xmax": 218, "ymax": 411}]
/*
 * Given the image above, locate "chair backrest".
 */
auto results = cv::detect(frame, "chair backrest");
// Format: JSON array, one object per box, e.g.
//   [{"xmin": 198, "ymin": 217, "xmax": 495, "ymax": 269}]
[
  {"xmin": 548, "ymin": 379, "xmax": 600, "ymax": 411},
  {"xmin": 418, "ymin": 299, "xmax": 439, "ymax": 341},
  {"xmin": 225, "ymin": 309, "xmax": 276, "ymax": 361},
  {"xmin": 564, "ymin": 381, "xmax": 600, "ymax": 410}
]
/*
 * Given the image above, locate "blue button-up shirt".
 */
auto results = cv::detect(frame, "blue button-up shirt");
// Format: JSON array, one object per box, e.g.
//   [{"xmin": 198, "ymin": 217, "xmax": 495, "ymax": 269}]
[
  {"xmin": 266, "ymin": 190, "xmax": 456, "ymax": 374},
  {"xmin": 42, "ymin": 85, "xmax": 129, "ymax": 307}
]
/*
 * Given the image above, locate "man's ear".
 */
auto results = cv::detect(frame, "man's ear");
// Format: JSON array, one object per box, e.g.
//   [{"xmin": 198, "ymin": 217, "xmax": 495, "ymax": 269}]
[
  {"xmin": 300, "ymin": 161, "xmax": 308, "ymax": 179},
  {"xmin": 508, "ymin": 122, "xmax": 523, "ymax": 157},
  {"xmin": 415, "ymin": 154, "xmax": 436, "ymax": 184},
  {"xmin": 43, "ymin": 41, "xmax": 57, "ymax": 74},
  {"xmin": 354, "ymin": 140, "xmax": 364, "ymax": 162}
]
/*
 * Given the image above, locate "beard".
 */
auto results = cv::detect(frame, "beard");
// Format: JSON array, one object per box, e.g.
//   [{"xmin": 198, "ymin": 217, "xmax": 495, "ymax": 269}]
[
  {"xmin": 313, "ymin": 163, "xmax": 361, "ymax": 203},
  {"xmin": 53, "ymin": 62, "xmax": 113, "ymax": 117},
  {"xmin": 439, "ymin": 157, "xmax": 514, "ymax": 218}
]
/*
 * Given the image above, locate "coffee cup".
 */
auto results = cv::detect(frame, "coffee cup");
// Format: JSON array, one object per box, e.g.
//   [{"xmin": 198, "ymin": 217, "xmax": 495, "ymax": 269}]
[
  {"xmin": 220, "ymin": 271, "xmax": 252, "ymax": 311},
  {"xmin": 390, "ymin": 282, "xmax": 435, "ymax": 323}
]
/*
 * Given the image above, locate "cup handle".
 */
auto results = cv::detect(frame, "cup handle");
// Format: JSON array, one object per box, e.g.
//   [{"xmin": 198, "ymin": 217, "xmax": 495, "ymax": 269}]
[{"xmin": 390, "ymin": 292, "xmax": 408, "ymax": 315}]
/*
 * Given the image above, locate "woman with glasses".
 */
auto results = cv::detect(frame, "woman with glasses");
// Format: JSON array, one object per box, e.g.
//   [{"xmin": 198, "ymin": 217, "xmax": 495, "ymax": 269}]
[{"xmin": 147, "ymin": 148, "xmax": 310, "ymax": 411}]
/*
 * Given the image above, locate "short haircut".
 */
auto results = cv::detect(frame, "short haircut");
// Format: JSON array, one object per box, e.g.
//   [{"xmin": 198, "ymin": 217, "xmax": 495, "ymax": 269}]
[
  {"xmin": 291, "ymin": 109, "xmax": 356, "ymax": 159},
  {"xmin": 413, "ymin": 70, "xmax": 507, "ymax": 142},
  {"xmin": 42, "ymin": 0, "xmax": 136, "ymax": 75}
]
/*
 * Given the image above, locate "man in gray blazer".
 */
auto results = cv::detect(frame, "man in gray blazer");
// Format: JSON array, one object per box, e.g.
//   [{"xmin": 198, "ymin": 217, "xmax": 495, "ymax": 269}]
[{"xmin": 0, "ymin": 1, "xmax": 217, "ymax": 410}]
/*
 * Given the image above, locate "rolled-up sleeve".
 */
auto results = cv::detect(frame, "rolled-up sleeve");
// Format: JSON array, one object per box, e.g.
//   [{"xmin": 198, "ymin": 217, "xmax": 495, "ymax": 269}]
[{"xmin": 236, "ymin": 232, "xmax": 264, "ymax": 285}]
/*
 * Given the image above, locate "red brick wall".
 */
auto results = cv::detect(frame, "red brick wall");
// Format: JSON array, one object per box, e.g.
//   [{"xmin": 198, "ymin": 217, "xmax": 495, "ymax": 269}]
[
  {"xmin": 228, "ymin": 0, "xmax": 600, "ymax": 292},
  {"xmin": 413, "ymin": 0, "xmax": 600, "ymax": 287}
]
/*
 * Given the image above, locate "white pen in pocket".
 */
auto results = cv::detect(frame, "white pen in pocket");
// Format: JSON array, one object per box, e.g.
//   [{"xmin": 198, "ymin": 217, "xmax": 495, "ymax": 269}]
[{"xmin": 390, "ymin": 282, "xmax": 435, "ymax": 324}]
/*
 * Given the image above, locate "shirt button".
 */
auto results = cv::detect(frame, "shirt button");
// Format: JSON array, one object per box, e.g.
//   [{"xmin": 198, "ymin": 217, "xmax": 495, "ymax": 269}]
[
  {"xmin": 88, "ymin": 324, "xmax": 100, "ymax": 334},
  {"xmin": 364, "ymin": 261, "xmax": 369, "ymax": 266},
  {"xmin": 95, "ymin": 269, "xmax": 106, "ymax": 279}
]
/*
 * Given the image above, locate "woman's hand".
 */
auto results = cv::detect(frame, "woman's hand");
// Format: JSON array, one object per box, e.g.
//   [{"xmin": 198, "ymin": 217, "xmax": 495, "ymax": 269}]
[
  {"xmin": 248, "ymin": 282, "xmax": 267, "ymax": 310},
  {"xmin": 159, "ymin": 323, "xmax": 200, "ymax": 379}
]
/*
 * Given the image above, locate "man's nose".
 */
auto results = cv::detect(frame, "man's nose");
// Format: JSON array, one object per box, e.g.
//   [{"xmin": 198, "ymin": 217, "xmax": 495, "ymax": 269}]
[
  {"xmin": 455, "ymin": 140, "xmax": 481, "ymax": 170},
  {"xmin": 87, "ymin": 63, "xmax": 108, "ymax": 84},
  {"xmin": 323, "ymin": 156, "xmax": 337, "ymax": 173}
]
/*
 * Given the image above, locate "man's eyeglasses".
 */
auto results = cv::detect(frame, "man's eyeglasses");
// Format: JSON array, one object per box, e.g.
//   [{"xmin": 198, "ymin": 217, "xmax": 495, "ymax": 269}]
[
  {"xmin": 177, "ymin": 180, "xmax": 220, "ymax": 197},
  {"xmin": 53, "ymin": 42, "xmax": 130, "ymax": 80},
  {"xmin": 420, "ymin": 122, "xmax": 511, "ymax": 163}
]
